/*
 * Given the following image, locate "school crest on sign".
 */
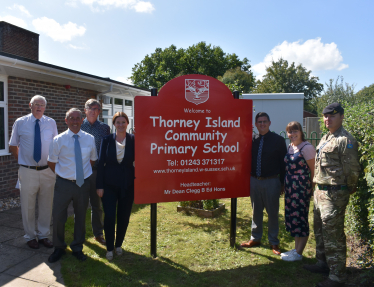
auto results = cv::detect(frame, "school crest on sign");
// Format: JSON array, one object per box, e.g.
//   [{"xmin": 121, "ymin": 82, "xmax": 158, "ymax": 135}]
[{"xmin": 185, "ymin": 79, "xmax": 209, "ymax": 105}]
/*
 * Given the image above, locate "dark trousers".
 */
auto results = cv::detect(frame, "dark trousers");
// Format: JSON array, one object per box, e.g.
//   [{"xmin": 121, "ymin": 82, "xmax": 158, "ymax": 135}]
[
  {"xmin": 88, "ymin": 170, "xmax": 104, "ymax": 236},
  {"xmin": 52, "ymin": 176, "xmax": 90, "ymax": 252},
  {"xmin": 101, "ymin": 185, "xmax": 134, "ymax": 252},
  {"xmin": 250, "ymin": 176, "xmax": 281, "ymax": 245}
]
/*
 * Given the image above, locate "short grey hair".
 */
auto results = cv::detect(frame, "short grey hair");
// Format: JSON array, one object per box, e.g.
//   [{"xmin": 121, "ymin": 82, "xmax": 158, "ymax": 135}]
[
  {"xmin": 65, "ymin": 108, "xmax": 83, "ymax": 119},
  {"xmin": 85, "ymin": 99, "xmax": 101, "ymax": 110},
  {"xmin": 30, "ymin": 95, "xmax": 47, "ymax": 106}
]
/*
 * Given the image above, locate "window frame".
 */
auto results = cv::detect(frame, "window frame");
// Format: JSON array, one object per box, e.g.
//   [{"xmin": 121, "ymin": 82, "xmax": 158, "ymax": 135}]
[
  {"xmin": 0, "ymin": 75, "xmax": 9, "ymax": 156},
  {"xmin": 100, "ymin": 94, "xmax": 134, "ymax": 133}
]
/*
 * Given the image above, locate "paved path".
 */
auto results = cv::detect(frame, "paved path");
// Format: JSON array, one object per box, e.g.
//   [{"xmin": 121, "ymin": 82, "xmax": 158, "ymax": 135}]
[{"xmin": 0, "ymin": 205, "xmax": 73, "ymax": 286}]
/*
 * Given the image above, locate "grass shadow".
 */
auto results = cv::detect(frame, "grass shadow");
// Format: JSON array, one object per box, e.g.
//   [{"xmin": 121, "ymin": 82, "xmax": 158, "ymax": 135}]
[
  {"xmin": 62, "ymin": 243, "xmax": 326, "ymax": 287},
  {"xmin": 61, "ymin": 197, "xmax": 325, "ymax": 287},
  {"xmin": 131, "ymin": 203, "xmax": 149, "ymax": 214}
]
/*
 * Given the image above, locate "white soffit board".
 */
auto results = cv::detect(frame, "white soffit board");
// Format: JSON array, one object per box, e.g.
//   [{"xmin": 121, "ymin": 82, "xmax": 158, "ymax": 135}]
[
  {"xmin": 0, "ymin": 55, "xmax": 150, "ymax": 96},
  {"xmin": 242, "ymin": 93, "xmax": 304, "ymax": 100}
]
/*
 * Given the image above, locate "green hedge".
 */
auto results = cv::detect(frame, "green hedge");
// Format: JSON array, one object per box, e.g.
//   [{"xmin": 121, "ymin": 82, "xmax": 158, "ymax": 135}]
[{"xmin": 337, "ymin": 100, "xmax": 374, "ymax": 267}]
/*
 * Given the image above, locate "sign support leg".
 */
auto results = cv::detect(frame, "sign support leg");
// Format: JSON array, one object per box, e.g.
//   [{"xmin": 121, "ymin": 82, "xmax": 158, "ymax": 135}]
[
  {"xmin": 230, "ymin": 198, "xmax": 237, "ymax": 247},
  {"xmin": 150, "ymin": 88, "xmax": 158, "ymax": 258},
  {"xmin": 151, "ymin": 203, "xmax": 157, "ymax": 258},
  {"xmin": 230, "ymin": 91, "xmax": 240, "ymax": 248}
]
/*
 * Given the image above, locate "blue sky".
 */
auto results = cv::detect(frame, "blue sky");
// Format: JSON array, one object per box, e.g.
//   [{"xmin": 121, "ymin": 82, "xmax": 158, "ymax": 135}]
[{"xmin": 1, "ymin": 0, "xmax": 373, "ymax": 92}]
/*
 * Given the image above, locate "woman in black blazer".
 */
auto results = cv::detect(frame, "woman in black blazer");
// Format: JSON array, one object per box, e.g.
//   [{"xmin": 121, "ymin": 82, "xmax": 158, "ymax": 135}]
[{"xmin": 96, "ymin": 112, "xmax": 134, "ymax": 260}]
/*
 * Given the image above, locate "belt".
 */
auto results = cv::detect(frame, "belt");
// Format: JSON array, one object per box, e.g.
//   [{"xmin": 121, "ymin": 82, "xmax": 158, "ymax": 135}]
[
  {"xmin": 57, "ymin": 175, "xmax": 77, "ymax": 183},
  {"xmin": 251, "ymin": 175, "xmax": 279, "ymax": 180},
  {"xmin": 318, "ymin": 184, "xmax": 347, "ymax": 191},
  {"xmin": 20, "ymin": 165, "xmax": 49, "ymax": 171}
]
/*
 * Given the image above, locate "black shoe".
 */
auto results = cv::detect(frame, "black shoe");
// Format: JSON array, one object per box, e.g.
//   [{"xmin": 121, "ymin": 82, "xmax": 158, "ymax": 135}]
[
  {"xmin": 303, "ymin": 264, "xmax": 330, "ymax": 274},
  {"xmin": 316, "ymin": 278, "xmax": 345, "ymax": 287},
  {"xmin": 48, "ymin": 248, "xmax": 65, "ymax": 263},
  {"xmin": 72, "ymin": 251, "xmax": 87, "ymax": 261}
]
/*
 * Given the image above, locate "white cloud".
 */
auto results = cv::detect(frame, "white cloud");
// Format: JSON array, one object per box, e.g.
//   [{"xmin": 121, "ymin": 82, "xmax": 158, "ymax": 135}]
[
  {"xmin": 8, "ymin": 4, "xmax": 32, "ymax": 17},
  {"xmin": 69, "ymin": 0, "xmax": 155, "ymax": 13},
  {"xmin": 0, "ymin": 15, "xmax": 28, "ymax": 28},
  {"xmin": 65, "ymin": 0, "xmax": 79, "ymax": 7},
  {"xmin": 253, "ymin": 38, "xmax": 348, "ymax": 79},
  {"xmin": 133, "ymin": 1, "xmax": 154, "ymax": 13},
  {"xmin": 68, "ymin": 44, "xmax": 87, "ymax": 50},
  {"xmin": 115, "ymin": 76, "xmax": 133, "ymax": 85},
  {"xmin": 32, "ymin": 17, "xmax": 86, "ymax": 43}
]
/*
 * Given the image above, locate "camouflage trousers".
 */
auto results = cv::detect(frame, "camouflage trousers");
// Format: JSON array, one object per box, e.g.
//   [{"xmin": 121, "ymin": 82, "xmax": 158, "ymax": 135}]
[{"xmin": 313, "ymin": 186, "xmax": 350, "ymax": 283}]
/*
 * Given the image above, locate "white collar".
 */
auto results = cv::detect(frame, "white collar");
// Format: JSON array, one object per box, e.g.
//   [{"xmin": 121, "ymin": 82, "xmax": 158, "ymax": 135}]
[
  {"xmin": 31, "ymin": 114, "xmax": 44, "ymax": 123},
  {"xmin": 68, "ymin": 129, "xmax": 83, "ymax": 137}
]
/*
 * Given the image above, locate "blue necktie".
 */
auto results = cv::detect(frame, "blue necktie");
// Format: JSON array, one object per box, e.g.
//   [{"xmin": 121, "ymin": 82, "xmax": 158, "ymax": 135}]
[
  {"xmin": 33, "ymin": 119, "xmax": 41, "ymax": 163},
  {"xmin": 73, "ymin": 135, "xmax": 84, "ymax": 187},
  {"xmin": 256, "ymin": 136, "xmax": 264, "ymax": 177}
]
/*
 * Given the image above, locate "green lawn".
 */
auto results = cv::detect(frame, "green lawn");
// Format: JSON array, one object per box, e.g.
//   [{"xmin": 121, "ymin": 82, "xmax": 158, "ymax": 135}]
[{"xmin": 61, "ymin": 196, "xmax": 327, "ymax": 287}]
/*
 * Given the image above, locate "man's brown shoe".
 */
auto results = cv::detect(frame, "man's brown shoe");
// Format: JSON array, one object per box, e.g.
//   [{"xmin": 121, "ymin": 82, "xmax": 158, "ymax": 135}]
[
  {"xmin": 95, "ymin": 235, "xmax": 106, "ymax": 245},
  {"xmin": 39, "ymin": 238, "xmax": 54, "ymax": 248},
  {"xmin": 27, "ymin": 239, "xmax": 39, "ymax": 249},
  {"xmin": 316, "ymin": 278, "xmax": 344, "ymax": 287},
  {"xmin": 270, "ymin": 245, "xmax": 281, "ymax": 255},
  {"xmin": 240, "ymin": 240, "xmax": 261, "ymax": 248}
]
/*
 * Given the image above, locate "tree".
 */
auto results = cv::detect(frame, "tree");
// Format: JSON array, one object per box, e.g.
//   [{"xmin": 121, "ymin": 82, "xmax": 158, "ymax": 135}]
[
  {"xmin": 217, "ymin": 67, "xmax": 256, "ymax": 93},
  {"xmin": 130, "ymin": 42, "xmax": 252, "ymax": 90},
  {"xmin": 254, "ymin": 58, "xmax": 323, "ymax": 113},
  {"xmin": 222, "ymin": 79, "xmax": 244, "ymax": 95},
  {"xmin": 340, "ymin": 99, "xmax": 374, "ymax": 268},
  {"xmin": 313, "ymin": 76, "xmax": 356, "ymax": 115},
  {"xmin": 129, "ymin": 45, "xmax": 185, "ymax": 90},
  {"xmin": 355, "ymin": 83, "xmax": 374, "ymax": 104}
]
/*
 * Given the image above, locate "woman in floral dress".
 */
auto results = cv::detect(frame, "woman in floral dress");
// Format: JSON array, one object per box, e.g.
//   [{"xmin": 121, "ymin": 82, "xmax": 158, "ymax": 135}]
[{"xmin": 281, "ymin": 121, "xmax": 316, "ymax": 262}]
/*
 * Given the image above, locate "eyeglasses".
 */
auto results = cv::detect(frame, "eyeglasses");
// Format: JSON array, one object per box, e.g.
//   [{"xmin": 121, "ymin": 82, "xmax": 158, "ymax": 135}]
[
  {"xmin": 257, "ymin": 121, "xmax": 269, "ymax": 124},
  {"xmin": 67, "ymin": 117, "xmax": 82, "ymax": 121},
  {"xmin": 87, "ymin": 107, "xmax": 100, "ymax": 112},
  {"xmin": 32, "ymin": 104, "xmax": 46, "ymax": 108}
]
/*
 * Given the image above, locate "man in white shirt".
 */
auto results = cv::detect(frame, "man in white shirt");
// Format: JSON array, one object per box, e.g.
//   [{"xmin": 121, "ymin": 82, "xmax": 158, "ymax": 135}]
[
  {"xmin": 47, "ymin": 108, "xmax": 97, "ymax": 263},
  {"xmin": 9, "ymin": 95, "xmax": 58, "ymax": 249}
]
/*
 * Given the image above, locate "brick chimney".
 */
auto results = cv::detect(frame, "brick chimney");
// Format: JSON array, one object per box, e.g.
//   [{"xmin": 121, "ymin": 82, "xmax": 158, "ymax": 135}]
[{"xmin": 0, "ymin": 21, "xmax": 39, "ymax": 61}]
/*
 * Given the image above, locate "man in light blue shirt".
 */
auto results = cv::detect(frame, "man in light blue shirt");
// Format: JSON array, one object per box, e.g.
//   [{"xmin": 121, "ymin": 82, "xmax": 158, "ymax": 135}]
[{"xmin": 9, "ymin": 95, "xmax": 57, "ymax": 249}]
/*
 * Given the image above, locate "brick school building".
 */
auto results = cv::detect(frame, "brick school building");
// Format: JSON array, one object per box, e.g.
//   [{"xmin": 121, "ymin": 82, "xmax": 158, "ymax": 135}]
[{"xmin": 0, "ymin": 21, "xmax": 150, "ymax": 198}]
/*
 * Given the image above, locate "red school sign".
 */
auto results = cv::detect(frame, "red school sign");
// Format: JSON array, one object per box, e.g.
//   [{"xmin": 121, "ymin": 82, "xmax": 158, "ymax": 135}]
[{"xmin": 134, "ymin": 75, "xmax": 253, "ymax": 204}]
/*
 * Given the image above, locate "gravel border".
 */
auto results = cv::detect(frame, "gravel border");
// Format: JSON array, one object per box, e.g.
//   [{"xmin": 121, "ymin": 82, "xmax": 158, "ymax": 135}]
[{"xmin": 0, "ymin": 196, "xmax": 21, "ymax": 212}]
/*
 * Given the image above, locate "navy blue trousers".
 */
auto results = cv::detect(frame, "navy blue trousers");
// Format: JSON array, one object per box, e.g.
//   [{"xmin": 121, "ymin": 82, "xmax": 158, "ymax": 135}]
[{"xmin": 101, "ymin": 185, "xmax": 133, "ymax": 252}]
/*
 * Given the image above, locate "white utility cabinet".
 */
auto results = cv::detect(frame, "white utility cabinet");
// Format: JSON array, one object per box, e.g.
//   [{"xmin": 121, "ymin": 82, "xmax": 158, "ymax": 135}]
[{"xmin": 241, "ymin": 93, "xmax": 304, "ymax": 138}]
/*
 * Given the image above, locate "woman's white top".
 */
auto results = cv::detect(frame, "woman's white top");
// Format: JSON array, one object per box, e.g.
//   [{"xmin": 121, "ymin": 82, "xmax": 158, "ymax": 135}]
[{"xmin": 115, "ymin": 137, "xmax": 126, "ymax": 163}]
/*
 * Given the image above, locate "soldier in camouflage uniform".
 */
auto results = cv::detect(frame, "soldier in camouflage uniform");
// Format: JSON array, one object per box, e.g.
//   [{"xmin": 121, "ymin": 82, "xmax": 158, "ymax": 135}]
[{"xmin": 303, "ymin": 103, "xmax": 360, "ymax": 287}]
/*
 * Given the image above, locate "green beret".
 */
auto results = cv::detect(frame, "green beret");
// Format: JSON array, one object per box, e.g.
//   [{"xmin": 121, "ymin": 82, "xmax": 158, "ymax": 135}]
[{"xmin": 323, "ymin": 102, "xmax": 344, "ymax": 115}]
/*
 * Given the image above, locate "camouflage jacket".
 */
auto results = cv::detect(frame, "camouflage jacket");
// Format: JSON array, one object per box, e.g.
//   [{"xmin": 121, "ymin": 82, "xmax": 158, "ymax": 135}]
[{"xmin": 314, "ymin": 126, "xmax": 360, "ymax": 191}]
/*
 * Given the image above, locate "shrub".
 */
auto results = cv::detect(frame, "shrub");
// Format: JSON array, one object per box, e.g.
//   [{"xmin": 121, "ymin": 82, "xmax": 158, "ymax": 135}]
[
  {"xmin": 179, "ymin": 199, "xmax": 220, "ymax": 210},
  {"xmin": 321, "ymin": 100, "xmax": 374, "ymax": 267}
]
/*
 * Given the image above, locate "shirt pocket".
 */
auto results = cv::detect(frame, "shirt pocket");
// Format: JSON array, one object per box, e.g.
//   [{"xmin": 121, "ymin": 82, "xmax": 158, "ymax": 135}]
[
  {"xmin": 321, "ymin": 145, "xmax": 343, "ymax": 177},
  {"xmin": 81, "ymin": 147, "xmax": 91, "ymax": 162},
  {"xmin": 321, "ymin": 145, "xmax": 340, "ymax": 167},
  {"xmin": 43, "ymin": 129, "xmax": 54, "ymax": 142}
]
